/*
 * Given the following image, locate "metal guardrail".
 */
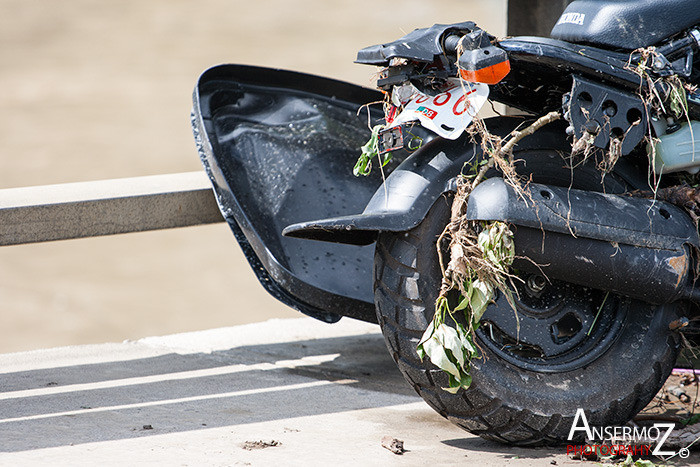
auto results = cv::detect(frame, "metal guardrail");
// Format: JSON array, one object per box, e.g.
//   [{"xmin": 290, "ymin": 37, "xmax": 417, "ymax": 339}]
[{"xmin": 0, "ymin": 171, "xmax": 224, "ymax": 246}]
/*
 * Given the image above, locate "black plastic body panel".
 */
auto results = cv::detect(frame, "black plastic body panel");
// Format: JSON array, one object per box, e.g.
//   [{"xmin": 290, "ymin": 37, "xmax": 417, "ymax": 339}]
[
  {"xmin": 494, "ymin": 36, "xmax": 700, "ymax": 118},
  {"xmin": 284, "ymin": 118, "xmax": 588, "ymax": 244},
  {"xmin": 356, "ymin": 21, "xmax": 475, "ymax": 65},
  {"xmin": 494, "ymin": 36, "xmax": 639, "ymax": 115},
  {"xmin": 283, "ymin": 119, "xmax": 517, "ymax": 244},
  {"xmin": 467, "ymin": 178, "xmax": 700, "ymax": 250},
  {"xmin": 551, "ymin": 0, "xmax": 700, "ymax": 50},
  {"xmin": 192, "ymin": 64, "xmax": 394, "ymax": 323}
]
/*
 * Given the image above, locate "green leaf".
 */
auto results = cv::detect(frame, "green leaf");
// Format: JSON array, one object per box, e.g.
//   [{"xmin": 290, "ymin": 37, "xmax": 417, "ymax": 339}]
[
  {"xmin": 381, "ymin": 152, "xmax": 393, "ymax": 166},
  {"xmin": 477, "ymin": 229, "xmax": 489, "ymax": 251},
  {"xmin": 456, "ymin": 322, "xmax": 475, "ymax": 354},
  {"xmin": 416, "ymin": 343, "xmax": 426, "ymax": 360},
  {"xmin": 444, "ymin": 374, "xmax": 461, "ymax": 393},
  {"xmin": 417, "ymin": 220, "xmax": 515, "ymax": 395},
  {"xmin": 469, "ymin": 279, "xmax": 493, "ymax": 322},
  {"xmin": 421, "ymin": 334, "xmax": 461, "ymax": 379},
  {"xmin": 632, "ymin": 460, "xmax": 657, "ymax": 467},
  {"xmin": 353, "ymin": 154, "xmax": 371, "ymax": 176},
  {"xmin": 460, "ymin": 373, "xmax": 472, "ymax": 388},
  {"xmin": 416, "ymin": 317, "xmax": 438, "ymax": 361},
  {"xmin": 454, "ymin": 296, "xmax": 471, "ymax": 312},
  {"xmin": 444, "ymin": 371, "xmax": 472, "ymax": 393},
  {"xmin": 418, "ymin": 312, "xmax": 463, "ymax": 377},
  {"xmin": 436, "ymin": 324, "xmax": 465, "ymax": 368},
  {"xmin": 503, "ymin": 235, "xmax": 515, "ymax": 263},
  {"xmin": 620, "ymin": 454, "xmax": 634, "ymax": 466},
  {"xmin": 353, "ymin": 125, "xmax": 384, "ymax": 176},
  {"xmin": 669, "ymin": 81, "xmax": 688, "ymax": 119}
]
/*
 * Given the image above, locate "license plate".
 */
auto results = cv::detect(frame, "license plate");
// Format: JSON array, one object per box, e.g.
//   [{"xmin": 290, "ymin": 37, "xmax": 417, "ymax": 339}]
[{"xmin": 391, "ymin": 78, "xmax": 489, "ymax": 140}]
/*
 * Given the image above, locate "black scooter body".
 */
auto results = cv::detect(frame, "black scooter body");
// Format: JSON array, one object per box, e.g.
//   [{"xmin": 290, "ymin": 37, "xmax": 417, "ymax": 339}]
[{"xmin": 193, "ymin": 35, "xmax": 700, "ymax": 322}]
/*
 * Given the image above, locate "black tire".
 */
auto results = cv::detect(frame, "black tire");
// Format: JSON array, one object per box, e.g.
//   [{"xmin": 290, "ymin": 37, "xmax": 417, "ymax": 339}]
[{"xmin": 374, "ymin": 148, "xmax": 682, "ymax": 445}]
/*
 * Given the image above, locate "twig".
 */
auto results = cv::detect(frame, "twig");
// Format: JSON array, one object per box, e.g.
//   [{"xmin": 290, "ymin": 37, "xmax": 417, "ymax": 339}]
[
  {"xmin": 472, "ymin": 111, "xmax": 561, "ymax": 186},
  {"xmin": 502, "ymin": 111, "xmax": 561, "ymax": 161}
]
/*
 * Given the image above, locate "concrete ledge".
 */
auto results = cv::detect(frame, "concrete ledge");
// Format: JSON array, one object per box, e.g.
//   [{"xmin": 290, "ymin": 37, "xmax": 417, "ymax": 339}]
[
  {"xmin": 0, "ymin": 318, "xmax": 694, "ymax": 466},
  {"xmin": 0, "ymin": 172, "xmax": 223, "ymax": 246}
]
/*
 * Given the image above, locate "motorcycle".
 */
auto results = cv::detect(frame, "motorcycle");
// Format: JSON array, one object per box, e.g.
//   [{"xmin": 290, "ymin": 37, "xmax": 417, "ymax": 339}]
[{"xmin": 191, "ymin": 0, "xmax": 700, "ymax": 444}]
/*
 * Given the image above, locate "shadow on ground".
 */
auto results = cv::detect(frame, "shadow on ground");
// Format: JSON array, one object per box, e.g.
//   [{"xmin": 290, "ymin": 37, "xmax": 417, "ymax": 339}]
[
  {"xmin": 0, "ymin": 332, "xmax": 415, "ymax": 452},
  {"xmin": 2, "ymin": 329, "xmax": 699, "ymax": 466}
]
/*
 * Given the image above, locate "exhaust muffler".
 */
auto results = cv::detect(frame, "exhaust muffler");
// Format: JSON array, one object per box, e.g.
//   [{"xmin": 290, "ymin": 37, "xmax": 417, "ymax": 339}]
[{"xmin": 466, "ymin": 178, "xmax": 700, "ymax": 305}]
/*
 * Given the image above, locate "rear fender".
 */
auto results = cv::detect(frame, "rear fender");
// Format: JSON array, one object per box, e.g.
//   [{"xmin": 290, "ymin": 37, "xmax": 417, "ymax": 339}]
[{"xmin": 193, "ymin": 64, "xmax": 387, "ymax": 323}]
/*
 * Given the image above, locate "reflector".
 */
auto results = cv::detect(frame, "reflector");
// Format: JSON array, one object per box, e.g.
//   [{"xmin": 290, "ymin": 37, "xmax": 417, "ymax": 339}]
[{"xmin": 459, "ymin": 60, "xmax": 511, "ymax": 85}]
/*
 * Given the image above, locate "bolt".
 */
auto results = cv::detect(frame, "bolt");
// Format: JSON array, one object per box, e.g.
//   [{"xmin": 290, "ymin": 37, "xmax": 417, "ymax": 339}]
[
  {"xmin": 584, "ymin": 120, "xmax": 600, "ymax": 135},
  {"xmin": 527, "ymin": 274, "xmax": 547, "ymax": 293}
]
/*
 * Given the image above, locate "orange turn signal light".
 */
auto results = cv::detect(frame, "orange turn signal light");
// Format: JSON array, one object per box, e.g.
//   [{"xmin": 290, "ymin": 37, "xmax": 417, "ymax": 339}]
[{"xmin": 459, "ymin": 60, "xmax": 511, "ymax": 85}]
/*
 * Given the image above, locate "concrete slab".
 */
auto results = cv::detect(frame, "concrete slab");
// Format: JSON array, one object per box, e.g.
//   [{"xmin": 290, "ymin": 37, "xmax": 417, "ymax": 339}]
[{"xmin": 0, "ymin": 318, "xmax": 697, "ymax": 466}]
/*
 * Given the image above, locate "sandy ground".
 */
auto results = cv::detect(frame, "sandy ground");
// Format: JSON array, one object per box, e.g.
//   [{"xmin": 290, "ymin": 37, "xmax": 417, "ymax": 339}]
[{"xmin": 0, "ymin": 1, "xmax": 506, "ymax": 352}]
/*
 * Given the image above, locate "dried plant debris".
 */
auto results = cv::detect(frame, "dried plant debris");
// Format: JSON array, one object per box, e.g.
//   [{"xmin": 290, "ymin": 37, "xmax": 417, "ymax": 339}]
[
  {"xmin": 419, "ymin": 219, "xmax": 514, "ymax": 393},
  {"xmin": 625, "ymin": 46, "xmax": 695, "ymax": 185},
  {"xmin": 381, "ymin": 436, "xmax": 405, "ymax": 455},
  {"xmin": 629, "ymin": 183, "xmax": 700, "ymax": 223},
  {"xmin": 417, "ymin": 112, "xmax": 561, "ymax": 393},
  {"xmin": 567, "ymin": 104, "xmax": 630, "ymax": 179},
  {"xmin": 627, "ymin": 47, "xmax": 691, "ymax": 122},
  {"xmin": 470, "ymin": 112, "xmax": 561, "ymax": 186},
  {"xmin": 241, "ymin": 440, "xmax": 281, "ymax": 451}
]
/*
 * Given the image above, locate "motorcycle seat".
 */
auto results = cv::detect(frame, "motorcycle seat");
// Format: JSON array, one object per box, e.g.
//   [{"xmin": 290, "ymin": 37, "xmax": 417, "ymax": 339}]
[{"xmin": 550, "ymin": 0, "xmax": 700, "ymax": 50}]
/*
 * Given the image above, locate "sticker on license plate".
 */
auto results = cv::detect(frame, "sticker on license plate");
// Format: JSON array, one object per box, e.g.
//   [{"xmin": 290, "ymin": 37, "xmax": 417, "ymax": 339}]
[{"xmin": 391, "ymin": 78, "xmax": 489, "ymax": 140}]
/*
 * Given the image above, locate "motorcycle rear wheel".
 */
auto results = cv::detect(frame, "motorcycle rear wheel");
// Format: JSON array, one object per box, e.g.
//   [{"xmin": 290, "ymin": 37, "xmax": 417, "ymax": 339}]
[{"xmin": 373, "ymin": 149, "xmax": 681, "ymax": 445}]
